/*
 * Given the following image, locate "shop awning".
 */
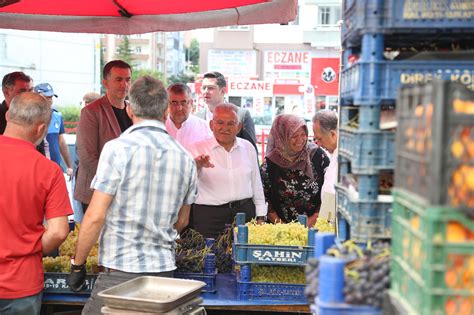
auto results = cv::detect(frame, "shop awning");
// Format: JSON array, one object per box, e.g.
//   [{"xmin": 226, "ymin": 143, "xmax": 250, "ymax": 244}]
[{"xmin": 0, "ymin": 0, "xmax": 297, "ymax": 34}]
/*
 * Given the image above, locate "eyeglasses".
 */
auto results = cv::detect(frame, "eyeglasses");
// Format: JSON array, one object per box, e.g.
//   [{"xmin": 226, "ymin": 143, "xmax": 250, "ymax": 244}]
[
  {"xmin": 213, "ymin": 120, "xmax": 238, "ymax": 127},
  {"xmin": 201, "ymin": 85, "xmax": 219, "ymax": 92},
  {"xmin": 169, "ymin": 100, "xmax": 190, "ymax": 107}
]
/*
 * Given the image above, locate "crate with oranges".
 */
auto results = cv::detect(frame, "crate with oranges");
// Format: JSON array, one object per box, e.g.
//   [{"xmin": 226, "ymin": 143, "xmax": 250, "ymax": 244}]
[
  {"xmin": 396, "ymin": 81, "xmax": 474, "ymax": 209},
  {"xmin": 390, "ymin": 188, "xmax": 474, "ymax": 315}
]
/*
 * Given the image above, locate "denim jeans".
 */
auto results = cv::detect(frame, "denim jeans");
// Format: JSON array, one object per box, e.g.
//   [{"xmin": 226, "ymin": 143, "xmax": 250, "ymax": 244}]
[{"xmin": 0, "ymin": 292, "xmax": 42, "ymax": 315}]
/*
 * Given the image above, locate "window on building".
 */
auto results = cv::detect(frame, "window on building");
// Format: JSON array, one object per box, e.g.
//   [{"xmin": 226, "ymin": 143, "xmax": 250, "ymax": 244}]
[
  {"xmin": 135, "ymin": 46, "xmax": 142, "ymax": 54},
  {"xmin": 318, "ymin": 6, "xmax": 341, "ymax": 26}
]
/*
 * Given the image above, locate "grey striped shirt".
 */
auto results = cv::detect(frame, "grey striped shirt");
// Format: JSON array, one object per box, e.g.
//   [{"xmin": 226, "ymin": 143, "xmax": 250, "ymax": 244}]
[{"xmin": 91, "ymin": 120, "xmax": 197, "ymax": 273}]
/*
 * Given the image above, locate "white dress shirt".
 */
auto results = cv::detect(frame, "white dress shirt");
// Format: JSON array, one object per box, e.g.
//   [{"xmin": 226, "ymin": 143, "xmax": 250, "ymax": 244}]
[
  {"xmin": 165, "ymin": 115, "xmax": 212, "ymax": 153},
  {"xmin": 189, "ymin": 137, "xmax": 267, "ymax": 216},
  {"xmin": 322, "ymin": 149, "xmax": 338, "ymax": 194}
]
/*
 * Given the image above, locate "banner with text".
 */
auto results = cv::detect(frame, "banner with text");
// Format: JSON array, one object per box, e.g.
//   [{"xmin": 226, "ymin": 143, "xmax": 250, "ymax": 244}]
[
  {"xmin": 228, "ymin": 79, "xmax": 273, "ymax": 97},
  {"xmin": 264, "ymin": 51, "xmax": 312, "ymax": 84}
]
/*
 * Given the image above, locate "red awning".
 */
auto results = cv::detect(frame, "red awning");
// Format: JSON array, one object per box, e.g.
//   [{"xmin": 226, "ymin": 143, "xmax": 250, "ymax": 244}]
[{"xmin": 0, "ymin": 0, "xmax": 297, "ymax": 34}]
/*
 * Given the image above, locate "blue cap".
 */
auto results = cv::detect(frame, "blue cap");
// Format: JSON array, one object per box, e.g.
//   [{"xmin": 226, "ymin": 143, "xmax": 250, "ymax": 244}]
[{"xmin": 34, "ymin": 83, "xmax": 57, "ymax": 97}]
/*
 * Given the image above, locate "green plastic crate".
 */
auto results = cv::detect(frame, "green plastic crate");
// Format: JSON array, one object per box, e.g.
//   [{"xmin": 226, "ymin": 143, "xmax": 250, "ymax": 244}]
[{"xmin": 390, "ymin": 189, "xmax": 474, "ymax": 315}]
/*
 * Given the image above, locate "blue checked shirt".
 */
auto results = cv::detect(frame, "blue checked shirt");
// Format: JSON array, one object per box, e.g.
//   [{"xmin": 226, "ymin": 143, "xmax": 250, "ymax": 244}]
[{"xmin": 91, "ymin": 120, "xmax": 197, "ymax": 273}]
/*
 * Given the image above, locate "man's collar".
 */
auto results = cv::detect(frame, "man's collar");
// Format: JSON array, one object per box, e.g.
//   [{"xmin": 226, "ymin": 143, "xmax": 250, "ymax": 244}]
[
  {"xmin": 210, "ymin": 137, "xmax": 241, "ymax": 151},
  {"xmin": 124, "ymin": 119, "xmax": 166, "ymax": 135}
]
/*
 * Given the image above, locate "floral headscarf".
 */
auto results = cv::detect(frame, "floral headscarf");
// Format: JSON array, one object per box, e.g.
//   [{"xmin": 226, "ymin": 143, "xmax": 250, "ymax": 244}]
[{"xmin": 266, "ymin": 114, "xmax": 318, "ymax": 179}]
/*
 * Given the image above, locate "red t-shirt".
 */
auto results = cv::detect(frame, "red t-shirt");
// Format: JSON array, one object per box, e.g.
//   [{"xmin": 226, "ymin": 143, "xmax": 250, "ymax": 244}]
[{"xmin": 0, "ymin": 135, "xmax": 73, "ymax": 298}]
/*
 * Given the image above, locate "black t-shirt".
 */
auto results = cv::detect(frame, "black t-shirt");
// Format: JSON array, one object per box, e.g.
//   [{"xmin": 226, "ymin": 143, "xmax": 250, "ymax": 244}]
[{"xmin": 112, "ymin": 105, "xmax": 132, "ymax": 132}]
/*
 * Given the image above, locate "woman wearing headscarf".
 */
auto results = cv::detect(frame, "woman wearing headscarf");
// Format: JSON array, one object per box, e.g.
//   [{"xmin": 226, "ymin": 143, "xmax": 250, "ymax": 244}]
[{"xmin": 260, "ymin": 114, "xmax": 330, "ymax": 227}]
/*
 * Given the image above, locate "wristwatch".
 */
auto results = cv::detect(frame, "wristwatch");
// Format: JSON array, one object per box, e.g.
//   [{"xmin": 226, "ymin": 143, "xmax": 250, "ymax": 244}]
[{"xmin": 256, "ymin": 215, "xmax": 267, "ymax": 221}]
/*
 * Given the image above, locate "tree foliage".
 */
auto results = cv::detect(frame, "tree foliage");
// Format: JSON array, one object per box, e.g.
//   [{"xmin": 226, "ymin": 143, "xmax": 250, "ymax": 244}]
[
  {"xmin": 167, "ymin": 72, "xmax": 195, "ymax": 85},
  {"xmin": 132, "ymin": 69, "xmax": 164, "ymax": 83},
  {"xmin": 186, "ymin": 38, "xmax": 200, "ymax": 74},
  {"xmin": 115, "ymin": 36, "xmax": 133, "ymax": 65}
]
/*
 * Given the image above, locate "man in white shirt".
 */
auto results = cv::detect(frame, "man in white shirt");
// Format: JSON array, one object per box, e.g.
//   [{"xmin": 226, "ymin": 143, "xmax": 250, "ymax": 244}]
[
  {"xmin": 312, "ymin": 109, "xmax": 338, "ymax": 222},
  {"xmin": 165, "ymin": 83, "xmax": 211, "ymax": 152},
  {"xmin": 190, "ymin": 103, "xmax": 267, "ymax": 238},
  {"xmin": 195, "ymin": 71, "xmax": 258, "ymax": 154}
]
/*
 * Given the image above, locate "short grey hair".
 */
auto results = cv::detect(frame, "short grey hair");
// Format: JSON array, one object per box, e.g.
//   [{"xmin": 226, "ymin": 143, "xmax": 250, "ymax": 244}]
[
  {"xmin": 214, "ymin": 103, "xmax": 240, "ymax": 122},
  {"xmin": 129, "ymin": 75, "xmax": 168, "ymax": 119},
  {"xmin": 9, "ymin": 92, "xmax": 51, "ymax": 126},
  {"xmin": 313, "ymin": 109, "xmax": 338, "ymax": 134},
  {"xmin": 167, "ymin": 82, "xmax": 192, "ymax": 97}
]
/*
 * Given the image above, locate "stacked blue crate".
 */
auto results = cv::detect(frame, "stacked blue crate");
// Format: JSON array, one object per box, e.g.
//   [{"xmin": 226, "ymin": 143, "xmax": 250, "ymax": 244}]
[
  {"xmin": 233, "ymin": 213, "xmax": 312, "ymax": 302},
  {"xmin": 336, "ymin": 0, "xmax": 474, "ymax": 244}
]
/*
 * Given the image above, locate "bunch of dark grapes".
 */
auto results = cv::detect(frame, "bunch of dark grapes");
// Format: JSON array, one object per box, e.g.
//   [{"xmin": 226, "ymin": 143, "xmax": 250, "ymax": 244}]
[
  {"xmin": 212, "ymin": 226, "xmax": 233, "ymax": 273},
  {"xmin": 343, "ymin": 241, "xmax": 391, "ymax": 308},
  {"xmin": 176, "ymin": 229, "xmax": 209, "ymax": 273},
  {"xmin": 304, "ymin": 257, "xmax": 319, "ymax": 303},
  {"xmin": 321, "ymin": 240, "xmax": 391, "ymax": 308},
  {"xmin": 177, "ymin": 229, "xmax": 206, "ymax": 251}
]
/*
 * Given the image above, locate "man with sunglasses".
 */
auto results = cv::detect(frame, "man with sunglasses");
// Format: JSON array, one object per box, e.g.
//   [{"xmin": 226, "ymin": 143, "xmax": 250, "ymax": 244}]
[
  {"xmin": 165, "ymin": 83, "xmax": 211, "ymax": 153},
  {"xmin": 196, "ymin": 71, "xmax": 258, "ymax": 154}
]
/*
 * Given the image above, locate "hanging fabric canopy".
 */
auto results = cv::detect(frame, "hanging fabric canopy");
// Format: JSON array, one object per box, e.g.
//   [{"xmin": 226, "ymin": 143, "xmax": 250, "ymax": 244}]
[{"xmin": 0, "ymin": 0, "xmax": 297, "ymax": 34}]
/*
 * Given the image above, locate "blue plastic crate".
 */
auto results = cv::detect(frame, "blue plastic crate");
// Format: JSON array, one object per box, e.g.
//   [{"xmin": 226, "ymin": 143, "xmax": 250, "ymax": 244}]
[
  {"xmin": 174, "ymin": 271, "xmax": 217, "ymax": 293},
  {"xmin": 236, "ymin": 265, "xmax": 306, "ymax": 302},
  {"xmin": 316, "ymin": 299, "xmax": 381, "ymax": 315},
  {"xmin": 233, "ymin": 226, "xmax": 315, "ymax": 266},
  {"xmin": 339, "ymin": 127, "xmax": 395, "ymax": 174},
  {"xmin": 342, "ymin": 0, "xmax": 474, "ymax": 46},
  {"xmin": 341, "ymin": 60, "xmax": 474, "ymax": 105},
  {"xmin": 335, "ymin": 184, "xmax": 392, "ymax": 242},
  {"xmin": 44, "ymin": 273, "xmax": 97, "ymax": 295}
]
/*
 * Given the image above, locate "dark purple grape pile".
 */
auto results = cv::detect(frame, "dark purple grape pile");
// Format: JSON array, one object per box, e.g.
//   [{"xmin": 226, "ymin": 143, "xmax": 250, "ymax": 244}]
[
  {"xmin": 176, "ymin": 229, "xmax": 209, "ymax": 273},
  {"xmin": 212, "ymin": 226, "xmax": 233, "ymax": 273},
  {"xmin": 326, "ymin": 241, "xmax": 391, "ymax": 308}
]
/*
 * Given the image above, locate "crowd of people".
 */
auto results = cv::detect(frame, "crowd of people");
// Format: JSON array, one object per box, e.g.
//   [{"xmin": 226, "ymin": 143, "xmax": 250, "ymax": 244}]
[{"xmin": 0, "ymin": 60, "xmax": 338, "ymax": 315}]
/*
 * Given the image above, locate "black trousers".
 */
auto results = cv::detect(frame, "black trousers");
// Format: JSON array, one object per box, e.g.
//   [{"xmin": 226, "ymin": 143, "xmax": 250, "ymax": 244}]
[{"xmin": 192, "ymin": 199, "xmax": 256, "ymax": 239}]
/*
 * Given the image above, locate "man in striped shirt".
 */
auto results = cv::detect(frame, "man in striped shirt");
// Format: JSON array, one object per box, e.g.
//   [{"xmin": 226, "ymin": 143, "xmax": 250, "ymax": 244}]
[{"xmin": 68, "ymin": 76, "xmax": 197, "ymax": 314}]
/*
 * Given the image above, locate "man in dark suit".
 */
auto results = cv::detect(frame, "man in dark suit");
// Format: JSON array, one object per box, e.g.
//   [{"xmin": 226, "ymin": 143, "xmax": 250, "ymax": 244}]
[{"xmin": 195, "ymin": 71, "xmax": 257, "ymax": 153}]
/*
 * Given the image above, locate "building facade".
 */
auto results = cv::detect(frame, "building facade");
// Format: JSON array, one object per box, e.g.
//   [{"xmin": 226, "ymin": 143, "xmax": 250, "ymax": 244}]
[
  {"xmin": 101, "ymin": 32, "xmax": 185, "ymax": 78},
  {"xmin": 196, "ymin": 0, "xmax": 342, "ymax": 124},
  {"xmin": 0, "ymin": 30, "xmax": 100, "ymax": 106}
]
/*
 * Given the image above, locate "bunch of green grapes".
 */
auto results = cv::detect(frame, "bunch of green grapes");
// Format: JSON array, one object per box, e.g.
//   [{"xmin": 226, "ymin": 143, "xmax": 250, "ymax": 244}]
[
  {"xmin": 86, "ymin": 256, "xmax": 99, "ymax": 273},
  {"xmin": 243, "ymin": 221, "xmax": 308, "ymax": 246},
  {"xmin": 251, "ymin": 265, "xmax": 305, "ymax": 284},
  {"xmin": 59, "ymin": 224, "xmax": 99, "ymax": 257},
  {"xmin": 43, "ymin": 256, "xmax": 71, "ymax": 272},
  {"xmin": 314, "ymin": 217, "xmax": 335, "ymax": 233}
]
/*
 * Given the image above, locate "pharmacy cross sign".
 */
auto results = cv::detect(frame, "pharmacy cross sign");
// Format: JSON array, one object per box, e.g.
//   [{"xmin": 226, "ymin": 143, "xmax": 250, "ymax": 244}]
[{"xmin": 0, "ymin": 0, "xmax": 297, "ymax": 35}]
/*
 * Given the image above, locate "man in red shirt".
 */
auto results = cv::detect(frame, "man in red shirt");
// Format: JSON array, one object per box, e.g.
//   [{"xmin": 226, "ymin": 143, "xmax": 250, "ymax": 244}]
[{"xmin": 0, "ymin": 92, "xmax": 72, "ymax": 314}]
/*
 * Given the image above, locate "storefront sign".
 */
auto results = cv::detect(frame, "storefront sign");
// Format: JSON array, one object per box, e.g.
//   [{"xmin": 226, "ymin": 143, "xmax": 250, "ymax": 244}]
[
  {"xmin": 264, "ymin": 51, "xmax": 312, "ymax": 84},
  {"xmin": 228, "ymin": 79, "xmax": 273, "ymax": 97},
  {"xmin": 208, "ymin": 49, "xmax": 257, "ymax": 77}
]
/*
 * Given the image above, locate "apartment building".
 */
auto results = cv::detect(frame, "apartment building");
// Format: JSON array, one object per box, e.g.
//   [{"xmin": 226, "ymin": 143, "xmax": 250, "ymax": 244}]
[
  {"xmin": 197, "ymin": 0, "xmax": 342, "ymax": 123},
  {"xmin": 101, "ymin": 32, "xmax": 185, "ymax": 78}
]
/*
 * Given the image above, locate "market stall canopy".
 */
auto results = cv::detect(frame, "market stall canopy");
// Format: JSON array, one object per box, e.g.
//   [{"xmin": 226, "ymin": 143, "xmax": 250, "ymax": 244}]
[{"xmin": 0, "ymin": 0, "xmax": 297, "ymax": 34}]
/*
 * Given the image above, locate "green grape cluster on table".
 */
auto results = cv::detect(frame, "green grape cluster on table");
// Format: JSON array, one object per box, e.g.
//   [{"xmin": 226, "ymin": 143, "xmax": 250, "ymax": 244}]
[
  {"xmin": 251, "ymin": 265, "xmax": 305, "ymax": 284},
  {"xmin": 239, "ymin": 220, "xmax": 309, "ymax": 246},
  {"xmin": 43, "ymin": 224, "xmax": 99, "ymax": 274},
  {"xmin": 314, "ymin": 217, "xmax": 335, "ymax": 233}
]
